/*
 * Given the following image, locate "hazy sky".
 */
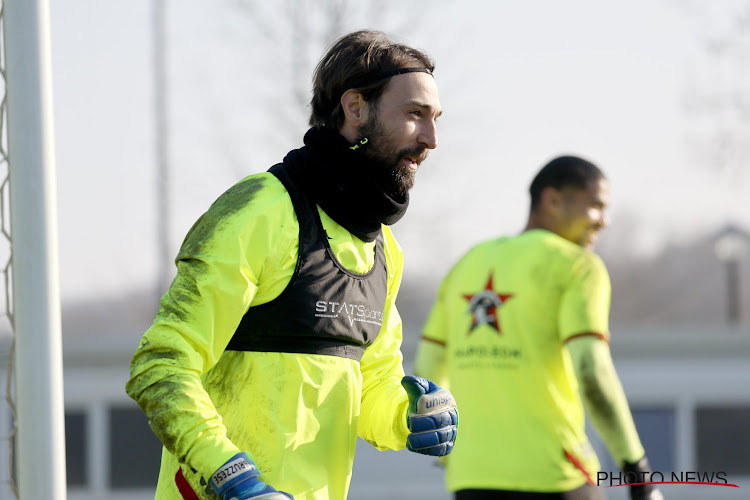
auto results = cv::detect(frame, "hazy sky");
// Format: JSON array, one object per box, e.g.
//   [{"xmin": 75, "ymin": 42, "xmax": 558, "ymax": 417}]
[{"xmin": 47, "ymin": 0, "xmax": 750, "ymax": 302}]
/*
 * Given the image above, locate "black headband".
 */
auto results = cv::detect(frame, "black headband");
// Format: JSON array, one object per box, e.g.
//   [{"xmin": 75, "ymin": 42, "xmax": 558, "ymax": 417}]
[
  {"xmin": 351, "ymin": 67, "xmax": 432, "ymax": 89},
  {"xmin": 380, "ymin": 67, "xmax": 433, "ymax": 78}
]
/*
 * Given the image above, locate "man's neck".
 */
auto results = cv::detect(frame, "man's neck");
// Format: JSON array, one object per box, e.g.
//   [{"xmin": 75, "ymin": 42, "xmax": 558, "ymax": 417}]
[
  {"xmin": 339, "ymin": 123, "xmax": 358, "ymax": 143},
  {"xmin": 523, "ymin": 214, "xmax": 547, "ymax": 234}
]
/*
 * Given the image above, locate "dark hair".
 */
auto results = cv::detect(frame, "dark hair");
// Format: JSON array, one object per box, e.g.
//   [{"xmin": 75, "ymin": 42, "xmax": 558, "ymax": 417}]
[
  {"xmin": 529, "ymin": 155, "xmax": 605, "ymax": 210},
  {"xmin": 309, "ymin": 30, "xmax": 435, "ymax": 129}
]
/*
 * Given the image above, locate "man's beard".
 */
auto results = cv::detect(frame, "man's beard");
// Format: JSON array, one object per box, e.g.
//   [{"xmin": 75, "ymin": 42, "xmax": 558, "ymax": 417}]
[{"xmin": 357, "ymin": 113, "xmax": 427, "ymax": 198}]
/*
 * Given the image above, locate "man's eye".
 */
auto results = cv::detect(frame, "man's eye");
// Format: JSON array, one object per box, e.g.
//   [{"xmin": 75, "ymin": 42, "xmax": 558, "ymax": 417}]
[{"xmin": 410, "ymin": 110, "xmax": 422, "ymax": 117}]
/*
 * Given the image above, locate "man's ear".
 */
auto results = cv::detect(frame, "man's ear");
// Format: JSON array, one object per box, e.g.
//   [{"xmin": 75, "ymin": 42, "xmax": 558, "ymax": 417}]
[
  {"xmin": 340, "ymin": 89, "xmax": 369, "ymax": 127},
  {"xmin": 540, "ymin": 187, "xmax": 563, "ymax": 214}
]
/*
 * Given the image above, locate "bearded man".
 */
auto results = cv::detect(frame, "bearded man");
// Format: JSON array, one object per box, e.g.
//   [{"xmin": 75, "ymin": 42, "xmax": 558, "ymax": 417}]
[{"xmin": 126, "ymin": 30, "xmax": 458, "ymax": 500}]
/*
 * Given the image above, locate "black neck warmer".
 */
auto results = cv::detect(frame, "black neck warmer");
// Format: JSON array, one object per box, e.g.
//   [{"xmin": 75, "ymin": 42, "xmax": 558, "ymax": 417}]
[{"xmin": 284, "ymin": 126, "xmax": 409, "ymax": 243}]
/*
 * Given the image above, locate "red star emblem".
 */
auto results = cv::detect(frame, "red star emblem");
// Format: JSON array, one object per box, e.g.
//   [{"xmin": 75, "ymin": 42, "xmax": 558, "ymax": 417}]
[{"xmin": 462, "ymin": 273, "xmax": 513, "ymax": 333}]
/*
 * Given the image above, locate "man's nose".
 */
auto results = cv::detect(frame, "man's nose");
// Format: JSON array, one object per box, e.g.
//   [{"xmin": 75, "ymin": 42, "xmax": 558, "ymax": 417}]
[
  {"xmin": 418, "ymin": 120, "xmax": 438, "ymax": 150},
  {"xmin": 600, "ymin": 210, "xmax": 611, "ymax": 228}
]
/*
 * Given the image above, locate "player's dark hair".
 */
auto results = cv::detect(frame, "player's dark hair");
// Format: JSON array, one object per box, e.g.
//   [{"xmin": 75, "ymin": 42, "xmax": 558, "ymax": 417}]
[
  {"xmin": 529, "ymin": 155, "xmax": 605, "ymax": 210},
  {"xmin": 309, "ymin": 30, "xmax": 435, "ymax": 129}
]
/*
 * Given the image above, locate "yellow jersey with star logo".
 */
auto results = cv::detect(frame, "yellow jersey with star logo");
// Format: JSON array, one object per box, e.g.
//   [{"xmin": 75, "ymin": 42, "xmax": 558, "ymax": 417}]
[{"xmin": 417, "ymin": 229, "xmax": 610, "ymax": 492}]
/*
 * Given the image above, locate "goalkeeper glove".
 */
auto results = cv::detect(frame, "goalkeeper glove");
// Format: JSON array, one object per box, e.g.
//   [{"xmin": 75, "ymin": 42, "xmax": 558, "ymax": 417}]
[
  {"xmin": 401, "ymin": 375, "xmax": 458, "ymax": 456},
  {"xmin": 623, "ymin": 456, "xmax": 663, "ymax": 500},
  {"xmin": 209, "ymin": 452, "xmax": 294, "ymax": 500}
]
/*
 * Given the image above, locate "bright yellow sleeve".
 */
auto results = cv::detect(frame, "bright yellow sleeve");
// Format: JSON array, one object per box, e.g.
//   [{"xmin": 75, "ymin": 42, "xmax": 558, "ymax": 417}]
[
  {"xmin": 420, "ymin": 278, "xmax": 449, "ymax": 344},
  {"xmin": 357, "ymin": 226, "xmax": 410, "ymax": 451},
  {"xmin": 559, "ymin": 251, "xmax": 611, "ymax": 342},
  {"xmin": 125, "ymin": 173, "xmax": 298, "ymax": 476},
  {"xmin": 414, "ymin": 271, "xmax": 452, "ymax": 389}
]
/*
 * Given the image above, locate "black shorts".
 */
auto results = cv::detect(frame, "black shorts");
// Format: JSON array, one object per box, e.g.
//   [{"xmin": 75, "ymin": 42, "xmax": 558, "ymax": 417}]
[{"xmin": 454, "ymin": 483, "xmax": 605, "ymax": 500}]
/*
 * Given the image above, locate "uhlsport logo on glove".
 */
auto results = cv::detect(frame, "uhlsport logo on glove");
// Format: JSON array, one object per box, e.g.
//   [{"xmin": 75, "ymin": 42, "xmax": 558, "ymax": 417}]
[
  {"xmin": 402, "ymin": 375, "xmax": 459, "ymax": 457},
  {"xmin": 423, "ymin": 392, "xmax": 454, "ymax": 411}
]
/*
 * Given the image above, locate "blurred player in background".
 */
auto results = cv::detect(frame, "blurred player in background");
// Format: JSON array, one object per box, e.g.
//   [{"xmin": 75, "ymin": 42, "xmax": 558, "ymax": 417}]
[
  {"xmin": 415, "ymin": 156, "xmax": 662, "ymax": 500},
  {"xmin": 126, "ymin": 30, "xmax": 457, "ymax": 500}
]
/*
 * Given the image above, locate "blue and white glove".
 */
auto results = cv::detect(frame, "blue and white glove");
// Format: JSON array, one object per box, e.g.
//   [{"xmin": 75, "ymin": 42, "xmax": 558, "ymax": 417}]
[
  {"xmin": 209, "ymin": 452, "xmax": 294, "ymax": 500},
  {"xmin": 401, "ymin": 375, "xmax": 458, "ymax": 456}
]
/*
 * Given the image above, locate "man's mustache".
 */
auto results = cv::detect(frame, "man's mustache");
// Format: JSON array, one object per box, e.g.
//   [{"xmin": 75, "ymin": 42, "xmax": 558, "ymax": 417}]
[{"xmin": 401, "ymin": 147, "xmax": 428, "ymax": 165}]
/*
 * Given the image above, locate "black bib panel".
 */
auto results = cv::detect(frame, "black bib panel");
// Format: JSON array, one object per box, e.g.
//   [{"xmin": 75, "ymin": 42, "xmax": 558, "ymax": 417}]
[{"xmin": 225, "ymin": 157, "xmax": 388, "ymax": 361}]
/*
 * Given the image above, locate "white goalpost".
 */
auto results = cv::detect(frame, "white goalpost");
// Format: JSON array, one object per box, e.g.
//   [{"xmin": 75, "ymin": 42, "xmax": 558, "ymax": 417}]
[{"xmin": 3, "ymin": 0, "xmax": 67, "ymax": 499}]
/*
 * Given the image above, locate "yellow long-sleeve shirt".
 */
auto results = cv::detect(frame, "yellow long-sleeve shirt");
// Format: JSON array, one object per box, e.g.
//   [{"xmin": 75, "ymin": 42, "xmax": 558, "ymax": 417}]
[{"xmin": 126, "ymin": 172, "xmax": 411, "ymax": 500}]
